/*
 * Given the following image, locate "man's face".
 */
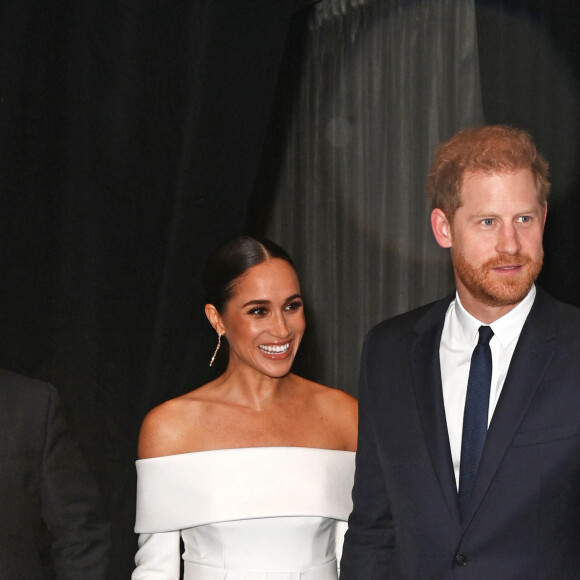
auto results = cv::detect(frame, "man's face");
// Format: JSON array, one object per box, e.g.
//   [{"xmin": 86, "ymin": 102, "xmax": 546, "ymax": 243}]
[{"xmin": 431, "ymin": 168, "xmax": 546, "ymax": 321}]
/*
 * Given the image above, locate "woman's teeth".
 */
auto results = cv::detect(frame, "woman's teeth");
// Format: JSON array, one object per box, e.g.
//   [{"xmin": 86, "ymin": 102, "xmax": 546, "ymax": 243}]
[{"xmin": 259, "ymin": 343, "xmax": 290, "ymax": 354}]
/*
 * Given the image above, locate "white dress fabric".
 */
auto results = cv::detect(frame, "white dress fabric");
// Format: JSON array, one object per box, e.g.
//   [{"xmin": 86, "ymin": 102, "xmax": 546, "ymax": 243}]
[{"xmin": 132, "ymin": 447, "xmax": 355, "ymax": 580}]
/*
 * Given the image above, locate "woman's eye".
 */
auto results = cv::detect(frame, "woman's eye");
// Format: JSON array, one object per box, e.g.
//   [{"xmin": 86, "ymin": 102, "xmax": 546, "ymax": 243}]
[
  {"xmin": 249, "ymin": 307, "xmax": 268, "ymax": 316},
  {"xmin": 285, "ymin": 301, "xmax": 303, "ymax": 312}
]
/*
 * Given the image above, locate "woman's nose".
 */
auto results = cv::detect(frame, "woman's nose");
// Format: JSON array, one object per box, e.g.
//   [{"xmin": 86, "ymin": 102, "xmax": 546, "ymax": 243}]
[{"xmin": 271, "ymin": 312, "xmax": 290, "ymax": 337}]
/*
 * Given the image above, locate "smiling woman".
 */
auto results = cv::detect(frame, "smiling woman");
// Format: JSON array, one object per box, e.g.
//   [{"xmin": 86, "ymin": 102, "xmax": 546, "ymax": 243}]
[
  {"xmin": 204, "ymin": 243, "xmax": 306, "ymax": 381},
  {"xmin": 132, "ymin": 235, "xmax": 358, "ymax": 580}
]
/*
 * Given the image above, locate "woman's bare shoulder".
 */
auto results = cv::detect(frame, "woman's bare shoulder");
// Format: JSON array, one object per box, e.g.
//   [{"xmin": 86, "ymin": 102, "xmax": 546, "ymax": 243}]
[
  {"xmin": 317, "ymin": 382, "xmax": 358, "ymax": 423},
  {"xmin": 296, "ymin": 375, "xmax": 357, "ymax": 407},
  {"xmin": 293, "ymin": 375, "xmax": 358, "ymax": 450},
  {"xmin": 137, "ymin": 385, "xmax": 216, "ymax": 459}
]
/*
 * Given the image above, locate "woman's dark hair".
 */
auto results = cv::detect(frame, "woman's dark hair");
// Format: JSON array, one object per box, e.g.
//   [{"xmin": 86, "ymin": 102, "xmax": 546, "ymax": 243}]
[{"xmin": 203, "ymin": 235, "xmax": 297, "ymax": 313}]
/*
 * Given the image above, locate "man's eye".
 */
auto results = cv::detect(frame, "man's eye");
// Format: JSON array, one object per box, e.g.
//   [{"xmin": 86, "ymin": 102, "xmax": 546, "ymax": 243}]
[
  {"xmin": 518, "ymin": 216, "xmax": 531, "ymax": 223},
  {"xmin": 482, "ymin": 218, "xmax": 494, "ymax": 226}
]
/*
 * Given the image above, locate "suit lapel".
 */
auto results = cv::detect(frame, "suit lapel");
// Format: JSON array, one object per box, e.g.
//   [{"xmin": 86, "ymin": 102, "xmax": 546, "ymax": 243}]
[
  {"xmin": 410, "ymin": 294, "xmax": 462, "ymax": 526},
  {"xmin": 461, "ymin": 288, "xmax": 557, "ymax": 525}
]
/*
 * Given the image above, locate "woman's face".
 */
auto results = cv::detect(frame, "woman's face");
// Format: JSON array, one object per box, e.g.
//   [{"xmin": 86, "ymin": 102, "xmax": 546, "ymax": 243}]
[{"xmin": 218, "ymin": 258, "xmax": 305, "ymax": 378}]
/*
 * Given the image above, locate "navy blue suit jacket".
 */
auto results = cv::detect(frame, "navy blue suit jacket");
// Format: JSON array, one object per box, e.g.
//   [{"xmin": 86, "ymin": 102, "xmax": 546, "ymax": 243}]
[
  {"xmin": 0, "ymin": 370, "xmax": 110, "ymax": 579},
  {"xmin": 341, "ymin": 287, "xmax": 580, "ymax": 579}
]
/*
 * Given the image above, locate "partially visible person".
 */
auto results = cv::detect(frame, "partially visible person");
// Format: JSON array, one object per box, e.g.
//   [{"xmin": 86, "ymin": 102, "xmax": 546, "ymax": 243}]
[
  {"xmin": 0, "ymin": 368, "xmax": 110, "ymax": 579},
  {"xmin": 133, "ymin": 235, "xmax": 357, "ymax": 579},
  {"xmin": 341, "ymin": 125, "xmax": 580, "ymax": 578}
]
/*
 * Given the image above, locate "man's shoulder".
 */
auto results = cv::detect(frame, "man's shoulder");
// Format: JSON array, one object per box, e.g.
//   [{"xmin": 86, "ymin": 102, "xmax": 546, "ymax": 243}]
[
  {"xmin": 0, "ymin": 368, "xmax": 56, "ymax": 405},
  {"xmin": 533, "ymin": 286, "xmax": 580, "ymax": 324},
  {"xmin": 367, "ymin": 294, "xmax": 452, "ymax": 343}
]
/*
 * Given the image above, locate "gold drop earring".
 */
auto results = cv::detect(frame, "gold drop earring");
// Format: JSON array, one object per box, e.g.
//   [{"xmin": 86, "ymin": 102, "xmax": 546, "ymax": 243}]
[{"xmin": 209, "ymin": 333, "xmax": 222, "ymax": 367}]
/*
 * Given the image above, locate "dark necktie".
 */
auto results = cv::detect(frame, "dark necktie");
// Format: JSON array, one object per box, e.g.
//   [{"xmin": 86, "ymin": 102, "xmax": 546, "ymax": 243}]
[{"xmin": 458, "ymin": 325, "xmax": 494, "ymax": 518}]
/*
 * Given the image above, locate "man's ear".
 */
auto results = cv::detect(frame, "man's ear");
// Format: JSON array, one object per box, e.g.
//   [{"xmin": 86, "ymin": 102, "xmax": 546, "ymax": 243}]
[
  {"xmin": 205, "ymin": 304, "xmax": 226, "ymax": 336},
  {"xmin": 541, "ymin": 202, "xmax": 548, "ymax": 228},
  {"xmin": 431, "ymin": 208, "xmax": 453, "ymax": 249}
]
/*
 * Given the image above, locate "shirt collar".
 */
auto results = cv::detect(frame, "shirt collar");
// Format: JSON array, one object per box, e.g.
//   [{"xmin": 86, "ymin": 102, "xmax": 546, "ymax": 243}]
[{"xmin": 454, "ymin": 285, "xmax": 536, "ymax": 348}]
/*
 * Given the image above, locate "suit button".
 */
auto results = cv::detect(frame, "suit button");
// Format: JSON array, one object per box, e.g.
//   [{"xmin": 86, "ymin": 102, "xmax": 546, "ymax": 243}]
[{"xmin": 455, "ymin": 554, "xmax": 468, "ymax": 567}]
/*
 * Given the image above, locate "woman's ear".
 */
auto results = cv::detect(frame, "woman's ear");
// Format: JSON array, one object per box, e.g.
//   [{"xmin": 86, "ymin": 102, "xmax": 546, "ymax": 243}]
[
  {"xmin": 430, "ymin": 208, "xmax": 453, "ymax": 249},
  {"xmin": 205, "ymin": 304, "xmax": 226, "ymax": 336}
]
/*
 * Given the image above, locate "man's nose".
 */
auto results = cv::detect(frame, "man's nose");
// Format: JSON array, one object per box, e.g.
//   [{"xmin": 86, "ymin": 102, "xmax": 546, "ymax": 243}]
[{"xmin": 496, "ymin": 224, "xmax": 520, "ymax": 254}]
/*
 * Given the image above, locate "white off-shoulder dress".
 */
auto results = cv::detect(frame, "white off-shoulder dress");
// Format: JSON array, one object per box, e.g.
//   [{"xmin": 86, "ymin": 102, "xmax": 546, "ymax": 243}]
[{"xmin": 132, "ymin": 447, "xmax": 355, "ymax": 580}]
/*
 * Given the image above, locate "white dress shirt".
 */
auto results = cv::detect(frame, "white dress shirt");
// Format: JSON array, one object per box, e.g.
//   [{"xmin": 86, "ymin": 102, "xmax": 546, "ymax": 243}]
[{"xmin": 440, "ymin": 285, "xmax": 536, "ymax": 489}]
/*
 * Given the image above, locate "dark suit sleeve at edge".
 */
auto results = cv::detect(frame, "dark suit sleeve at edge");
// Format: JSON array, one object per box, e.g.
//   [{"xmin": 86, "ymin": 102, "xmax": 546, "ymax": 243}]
[
  {"xmin": 40, "ymin": 385, "xmax": 110, "ymax": 580},
  {"xmin": 340, "ymin": 333, "xmax": 394, "ymax": 579}
]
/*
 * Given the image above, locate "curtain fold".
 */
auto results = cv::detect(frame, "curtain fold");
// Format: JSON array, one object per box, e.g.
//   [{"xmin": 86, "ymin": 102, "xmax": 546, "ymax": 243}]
[
  {"xmin": 0, "ymin": 2, "xmax": 295, "ymax": 577},
  {"xmin": 250, "ymin": 0, "xmax": 483, "ymax": 394}
]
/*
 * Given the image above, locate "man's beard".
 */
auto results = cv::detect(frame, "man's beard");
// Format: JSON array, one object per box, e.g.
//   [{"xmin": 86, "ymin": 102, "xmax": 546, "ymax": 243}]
[{"xmin": 452, "ymin": 249, "xmax": 543, "ymax": 307}]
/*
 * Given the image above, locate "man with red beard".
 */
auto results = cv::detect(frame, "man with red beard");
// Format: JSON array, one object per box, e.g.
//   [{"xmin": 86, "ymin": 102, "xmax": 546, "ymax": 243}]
[{"xmin": 341, "ymin": 126, "xmax": 580, "ymax": 579}]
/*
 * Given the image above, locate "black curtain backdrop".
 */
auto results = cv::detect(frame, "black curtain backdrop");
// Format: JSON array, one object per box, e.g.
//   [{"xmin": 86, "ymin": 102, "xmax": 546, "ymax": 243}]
[
  {"xmin": 1, "ymin": 0, "xmax": 580, "ymax": 578},
  {"xmin": 0, "ymin": 1, "xmax": 294, "ymax": 577},
  {"xmin": 476, "ymin": 0, "xmax": 580, "ymax": 306}
]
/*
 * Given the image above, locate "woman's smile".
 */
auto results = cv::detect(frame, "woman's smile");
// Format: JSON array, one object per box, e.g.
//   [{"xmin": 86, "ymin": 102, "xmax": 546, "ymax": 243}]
[{"xmin": 258, "ymin": 342, "xmax": 292, "ymax": 355}]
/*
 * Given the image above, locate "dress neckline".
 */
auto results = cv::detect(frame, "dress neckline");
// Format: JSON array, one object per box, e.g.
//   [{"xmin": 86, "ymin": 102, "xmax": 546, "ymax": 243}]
[{"xmin": 137, "ymin": 445, "xmax": 355, "ymax": 463}]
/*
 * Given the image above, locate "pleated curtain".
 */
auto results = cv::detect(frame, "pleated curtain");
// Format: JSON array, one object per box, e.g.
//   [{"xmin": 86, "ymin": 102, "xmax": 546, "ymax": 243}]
[{"xmin": 256, "ymin": 0, "xmax": 483, "ymax": 394}]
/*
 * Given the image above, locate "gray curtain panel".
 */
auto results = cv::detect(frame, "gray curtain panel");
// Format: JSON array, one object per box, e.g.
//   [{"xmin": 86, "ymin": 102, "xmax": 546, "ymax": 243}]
[{"xmin": 262, "ymin": 0, "xmax": 483, "ymax": 395}]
